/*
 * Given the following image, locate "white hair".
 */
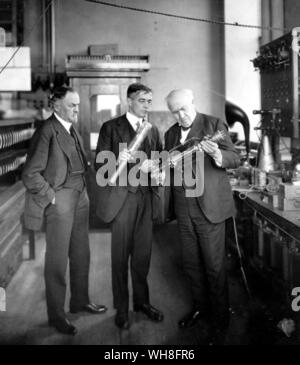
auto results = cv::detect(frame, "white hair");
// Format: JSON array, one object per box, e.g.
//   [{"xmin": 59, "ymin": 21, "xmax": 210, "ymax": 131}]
[{"xmin": 165, "ymin": 88, "xmax": 194, "ymax": 105}]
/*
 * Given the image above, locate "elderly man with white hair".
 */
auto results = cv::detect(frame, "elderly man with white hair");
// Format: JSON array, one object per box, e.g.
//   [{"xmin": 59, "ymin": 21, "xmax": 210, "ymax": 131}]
[{"xmin": 164, "ymin": 88, "xmax": 240, "ymax": 344}]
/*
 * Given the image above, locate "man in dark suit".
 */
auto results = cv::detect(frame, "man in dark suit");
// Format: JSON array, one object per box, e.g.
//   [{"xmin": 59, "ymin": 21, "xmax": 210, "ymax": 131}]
[
  {"xmin": 22, "ymin": 86, "xmax": 107, "ymax": 335},
  {"xmin": 164, "ymin": 89, "xmax": 240, "ymax": 344},
  {"xmin": 94, "ymin": 83, "xmax": 163, "ymax": 330}
]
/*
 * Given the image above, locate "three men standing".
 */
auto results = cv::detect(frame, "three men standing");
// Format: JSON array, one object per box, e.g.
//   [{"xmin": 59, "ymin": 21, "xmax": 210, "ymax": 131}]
[{"xmin": 22, "ymin": 84, "xmax": 239, "ymax": 344}]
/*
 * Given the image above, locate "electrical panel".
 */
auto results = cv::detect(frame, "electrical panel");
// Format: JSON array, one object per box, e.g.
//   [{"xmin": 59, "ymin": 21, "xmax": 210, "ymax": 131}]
[{"xmin": 252, "ymin": 28, "xmax": 300, "ymax": 138}]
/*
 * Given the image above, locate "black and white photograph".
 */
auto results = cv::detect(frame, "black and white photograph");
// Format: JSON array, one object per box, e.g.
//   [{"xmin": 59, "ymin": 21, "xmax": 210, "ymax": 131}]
[{"xmin": 1, "ymin": 0, "xmax": 300, "ymax": 349}]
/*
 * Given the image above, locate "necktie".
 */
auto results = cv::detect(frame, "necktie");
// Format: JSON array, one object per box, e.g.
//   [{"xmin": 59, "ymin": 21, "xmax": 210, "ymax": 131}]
[
  {"xmin": 70, "ymin": 125, "xmax": 78, "ymax": 142},
  {"xmin": 70, "ymin": 126, "xmax": 87, "ymax": 169},
  {"xmin": 136, "ymin": 120, "xmax": 141, "ymax": 131},
  {"xmin": 181, "ymin": 126, "xmax": 191, "ymax": 132}
]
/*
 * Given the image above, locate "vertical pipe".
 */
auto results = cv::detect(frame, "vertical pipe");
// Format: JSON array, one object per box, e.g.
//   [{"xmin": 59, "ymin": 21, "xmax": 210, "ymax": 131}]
[
  {"xmin": 258, "ymin": 219, "xmax": 264, "ymax": 268},
  {"xmin": 288, "ymin": 240, "xmax": 295, "ymax": 290},
  {"xmin": 42, "ymin": 0, "xmax": 47, "ymax": 69},
  {"xmin": 270, "ymin": 236, "xmax": 276, "ymax": 267},
  {"xmin": 292, "ymin": 28, "xmax": 299, "ymax": 138},
  {"xmin": 261, "ymin": 0, "xmax": 271, "ymax": 45},
  {"xmin": 271, "ymin": 0, "xmax": 284, "ymax": 40},
  {"xmin": 282, "ymin": 242, "xmax": 289, "ymax": 282},
  {"xmin": 50, "ymin": 0, "xmax": 56, "ymax": 86},
  {"xmin": 11, "ymin": 0, "xmax": 17, "ymax": 46}
]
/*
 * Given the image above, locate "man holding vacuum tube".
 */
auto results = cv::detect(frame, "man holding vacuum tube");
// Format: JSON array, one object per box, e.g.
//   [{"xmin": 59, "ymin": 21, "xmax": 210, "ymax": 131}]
[
  {"xmin": 164, "ymin": 88, "xmax": 240, "ymax": 344},
  {"xmin": 94, "ymin": 83, "xmax": 163, "ymax": 330}
]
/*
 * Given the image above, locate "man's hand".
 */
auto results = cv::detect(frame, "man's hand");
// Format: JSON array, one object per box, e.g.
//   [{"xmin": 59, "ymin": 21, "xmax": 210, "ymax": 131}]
[
  {"xmin": 200, "ymin": 140, "xmax": 222, "ymax": 166},
  {"xmin": 149, "ymin": 162, "xmax": 166, "ymax": 185},
  {"xmin": 118, "ymin": 149, "xmax": 134, "ymax": 164},
  {"xmin": 52, "ymin": 196, "xmax": 55, "ymax": 205},
  {"xmin": 201, "ymin": 140, "xmax": 222, "ymax": 159},
  {"xmin": 140, "ymin": 159, "xmax": 158, "ymax": 173}
]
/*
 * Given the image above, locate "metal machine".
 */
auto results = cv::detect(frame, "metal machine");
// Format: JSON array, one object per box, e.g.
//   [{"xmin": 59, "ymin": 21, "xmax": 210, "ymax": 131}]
[
  {"xmin": 251, "ymin": 27, "xmax": 300, "ymax": 139},
  {"xmin": 250, "ymin": 27, "xmax": 300, "ymax": 173},
  {"xmin": 232, "ymin": 29, "xmax": 300, "ymax": 303}
]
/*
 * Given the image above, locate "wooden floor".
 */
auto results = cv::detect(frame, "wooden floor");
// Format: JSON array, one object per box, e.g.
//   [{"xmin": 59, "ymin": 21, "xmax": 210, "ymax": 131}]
[{"xmin": 0, "ymin": 222, "xmax": 298, "ymax": 345}]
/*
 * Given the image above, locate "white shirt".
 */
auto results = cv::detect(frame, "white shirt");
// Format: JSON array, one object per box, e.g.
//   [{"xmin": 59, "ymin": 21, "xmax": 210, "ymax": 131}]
[
  {"xmin": 126, "ymin": 112, "xmax": 143, "ymax": 132},
  {"xmin": 180, "ymin": 128, "xmax": 191, "ymax": 144},
  {"xmin": 54, "ymin": 112, "xmax": 72, "ymax": 133}
]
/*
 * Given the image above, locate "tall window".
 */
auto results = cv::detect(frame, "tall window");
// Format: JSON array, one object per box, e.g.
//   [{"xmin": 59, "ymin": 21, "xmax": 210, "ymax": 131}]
[
  {"xmin": 225, "ymin": 0, "xmax": 261, "ymax": 142},
  {"xmin": 90, "ymin": 94, "xmax": 121, "ymax": 150}
]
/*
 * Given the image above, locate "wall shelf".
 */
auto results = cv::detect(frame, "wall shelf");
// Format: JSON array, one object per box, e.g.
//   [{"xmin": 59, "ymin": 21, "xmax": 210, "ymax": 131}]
[
  {"xmin": 0, "ymin": 118, "xmax": 35, "ymax": 127},
  {"xmin": 0, "ymin": 117, "xmax": 37, "ymax": 287}
]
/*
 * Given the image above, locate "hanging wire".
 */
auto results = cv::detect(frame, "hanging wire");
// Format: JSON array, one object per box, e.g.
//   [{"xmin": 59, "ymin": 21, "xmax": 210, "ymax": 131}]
[
  {"xmin": 85, "ymin": 0, "xmax": 287, "ymax": 32},
  {"xmin": 0, "ymin": 0, "xmax": 55, "ymax": 75},
  {"xmin": 232, "ymin": 216, "xmax": 252, "ymax": 298}
]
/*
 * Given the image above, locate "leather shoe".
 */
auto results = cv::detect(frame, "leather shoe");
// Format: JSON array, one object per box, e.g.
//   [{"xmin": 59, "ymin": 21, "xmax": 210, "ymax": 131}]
[
  {"xmin": 178, "ymin": 309, "xmax": 205, "ymax": 328},
  {"xmin": 115, "ymin": 310, "xmax": 129, "ymax": 330},
  {"xmin": 48, "ymin": 318, "xmax": 77, "ymax": 335},
  {"xmin": 70, "ymin": 303, "xmax": 107, "ymax": 314},
  {"xmin": 134, "ymin": 304, "xmax": 164, "ymax": 322}
]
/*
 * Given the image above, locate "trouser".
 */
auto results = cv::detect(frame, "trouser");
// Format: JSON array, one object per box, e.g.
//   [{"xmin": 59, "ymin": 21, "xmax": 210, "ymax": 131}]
[
  {"xmin": 44, "ymin": 188, "xmax": 90, "ymax": 321},
  {"xmin": 174, "ymin": 189, "xmax": 229, "ymax": 329},
  {"xmin": 111, "ymin": 189, "xmax": 153, "ymax": 312}
]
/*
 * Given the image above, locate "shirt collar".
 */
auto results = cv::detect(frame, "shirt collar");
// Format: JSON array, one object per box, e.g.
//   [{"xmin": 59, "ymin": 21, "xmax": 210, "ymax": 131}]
[
  {"xmin": 54, "ymin": 112, "xmax": 72, "ymax": 133},
  {"xmin": 180, "ymin": 128, "xmax": 190, "ymax": 144},
  {"xmin": 126, "ymin": 111, "xmax": 143, "ymax": 131}
]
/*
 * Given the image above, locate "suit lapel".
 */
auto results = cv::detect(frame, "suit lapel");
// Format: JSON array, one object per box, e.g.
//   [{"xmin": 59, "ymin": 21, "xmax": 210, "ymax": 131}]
[
  {"xmin": 187, "ymin": 113, "xmax": 206, "ymax": 141},
  {"xmin": 71, "ymin": 125, "xmax": 88, "ymax": 163},
  {"xmin": 170, "ymin": 124, "xmax": 181, "ymax": 149},
  {"xmin": 52, "ymin": 116, "xmax": 88, "ymax": 166},
  {"xmin": 52, "ymin": 117, "xmax": 73, "ymax": 162},
  {"xmin": 116, "ymin": 115, "xmax": 134, "ymax": 145}
]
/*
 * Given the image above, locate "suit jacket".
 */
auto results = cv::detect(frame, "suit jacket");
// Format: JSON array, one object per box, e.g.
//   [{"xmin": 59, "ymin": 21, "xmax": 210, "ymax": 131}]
[
  {"xmin": 164, "ymin": 112, "xmax": 240, "ymax": 223},
  {"xmin": 22, "ymin": 114, "xmax": 87, "ymax": 230},
  {"xmin": 94, "ymin": 114, "xmax": 162, "ymax": 223}
]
